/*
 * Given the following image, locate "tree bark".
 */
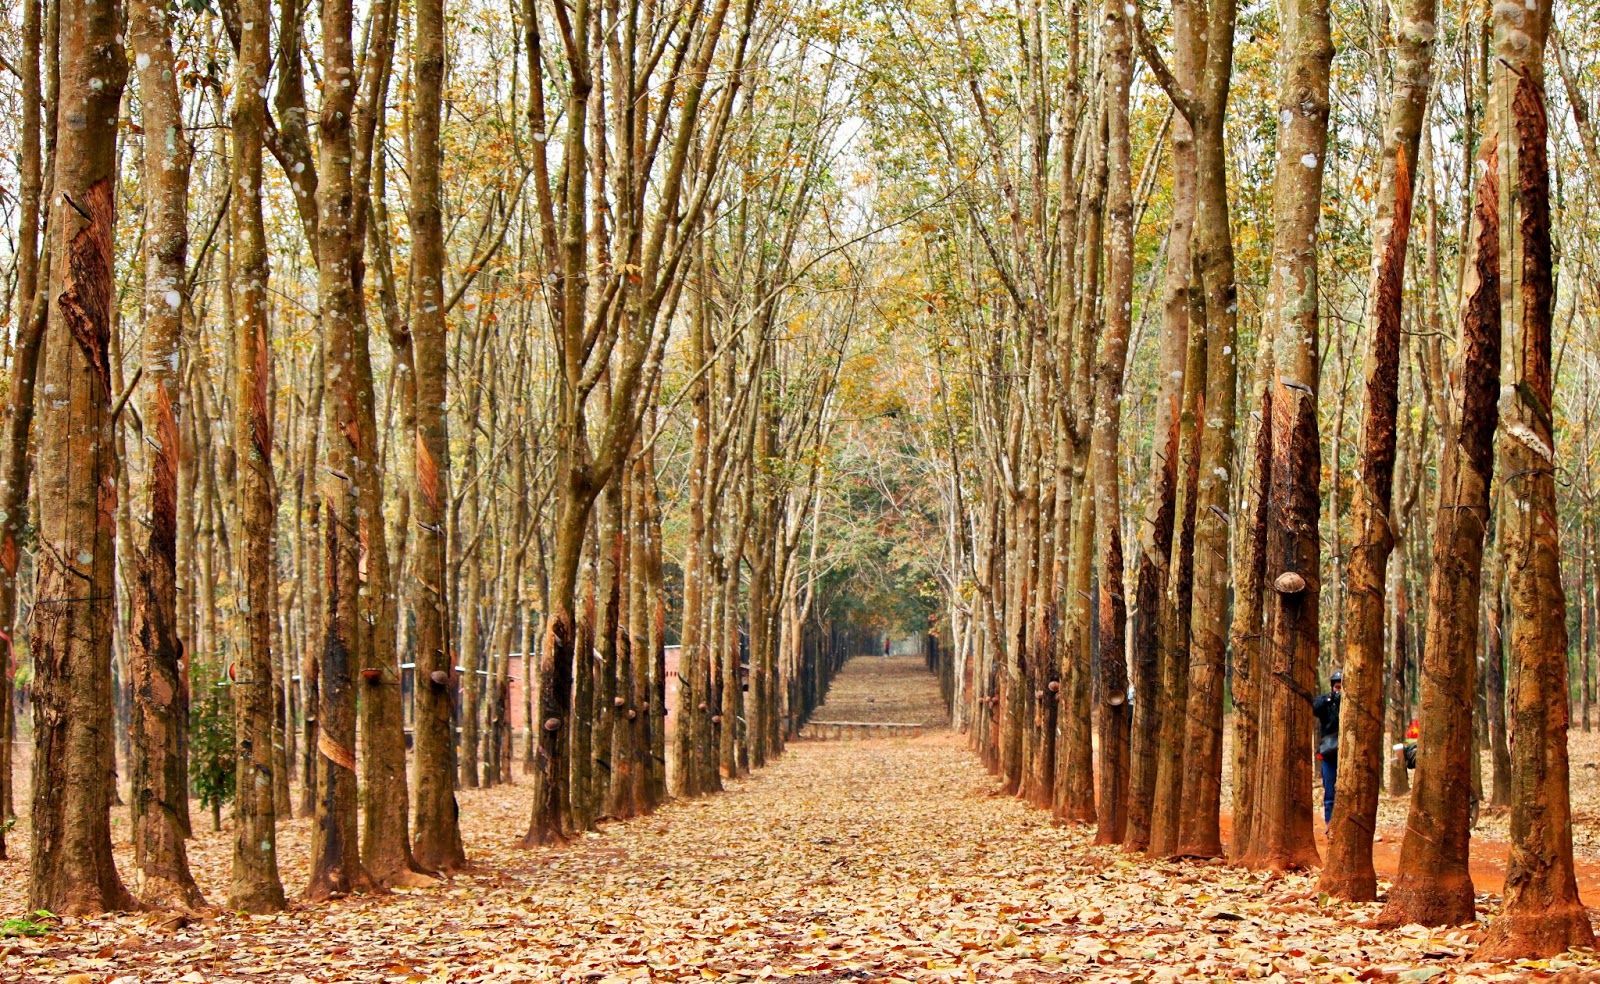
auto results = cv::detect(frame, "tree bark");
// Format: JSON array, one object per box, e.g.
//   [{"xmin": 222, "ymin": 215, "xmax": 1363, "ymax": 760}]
[
  {"xmin": 1092, "ymin": 0, "xmax": 1134, "ymax": 847},
  {"xmin": 1320, "ymin": 0, "xmax": 1434, "ymax": 901},
  {"xmin": 406, "ymin": 128, "xmax": 464, "ymax": 864},
  {"xmin": 1140, "ymin": 0, "xmax": 1197, "ymax": 859},
  {"xmin": 1239, "ymin": 0, "xmax": 1330, "ymax": 874},
  {"xmin": 1152, "ymin": 277, "xmax": 1205, "ymax": 856},
  {"xmin": 1478, "ymin": 0, "xmax": 1594, "ymax": 956},
  {"xmin": 1175, "ymin": 0, "xmax": 1238, "ymax": 861},
  {"xmin": 225, "ymin": 0, "xmax": 287, "ymax": 912},
  {"xmin": 0, "ymin": 0, "xmax": 47, "ymax": 848},
  {"xmin": 1375, "ymin": 75, "xmax": 1503, "ymax": 932},
  {"xmin": 126, "ymin": 0, "xmax": 204, "ymax": 912},
  {"xmin": 307, "ymin": 0, "xmax": 376, "ymax": 900},
  {"xmin": 28, "ymin": 0, "xmax": 134, "ymax": 914}
]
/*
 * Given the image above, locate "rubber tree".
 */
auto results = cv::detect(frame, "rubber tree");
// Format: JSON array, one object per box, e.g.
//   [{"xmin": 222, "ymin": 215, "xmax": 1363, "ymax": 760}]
[
  {"xmin": 1477, "ymin": 0, "xmax": 1596, "ymax": 958},
  {"xmin": 1320, "ymin": 0, "xmax": 1437, "ymax": 902},
  {"xmin": 28, "ymin": 0, "xmax": 134, "ymax": 915}
]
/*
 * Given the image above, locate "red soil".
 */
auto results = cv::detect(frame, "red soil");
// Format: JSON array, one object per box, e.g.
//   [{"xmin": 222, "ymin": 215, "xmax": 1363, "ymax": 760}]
[{"xmin": 1217, "ymin": 812, "xmax": 1600, "ymax": 902}]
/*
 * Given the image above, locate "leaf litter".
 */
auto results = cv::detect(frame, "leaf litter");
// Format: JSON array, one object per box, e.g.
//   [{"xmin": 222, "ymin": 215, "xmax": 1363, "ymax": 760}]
[{"xmin": 2, "ymin": 657, "xmax": 1598, "ymax": 982}]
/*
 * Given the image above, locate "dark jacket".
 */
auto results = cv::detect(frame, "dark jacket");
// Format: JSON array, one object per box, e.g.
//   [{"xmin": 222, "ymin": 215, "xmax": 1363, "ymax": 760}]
[{"xmin": 1313, "ymin": 692, "xmax": 1340, "ymax": 757}]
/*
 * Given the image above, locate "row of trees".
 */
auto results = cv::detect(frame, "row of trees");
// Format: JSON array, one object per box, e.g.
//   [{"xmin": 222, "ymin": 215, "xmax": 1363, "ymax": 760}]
[
  {"xmin": 0, "ymin": 0, "xmax": 891, "ymax": 917},
  {"xmin": 870, "ymin": 0, "xmax": 1595, "ymax": 962},
  {"xmin": 7, "ymin": 0, "xmax": 1600, "ymax": 963}
]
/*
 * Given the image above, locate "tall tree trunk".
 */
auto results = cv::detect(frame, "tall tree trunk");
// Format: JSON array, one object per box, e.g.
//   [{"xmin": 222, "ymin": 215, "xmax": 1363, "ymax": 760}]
[
  {"xmin": 1174, "ymin": 0, "xmax": 1238, "ymax": 861},
  {"xmin": 1229, "ymin": 348, "xmax": 1271, "ymax": 858},
  {"xmin": 1239, "ymin": 0, "xmax": 1331, "ymax": 873},
  {"xmin": 1320, "ymin": 0, "xmax": 1434, "ymax": 901},
  {"xmin": 307, "ymin": 0, "xmax": 376, "ymax": 900},
  {"xmin": 226, "ymin": 0, "xmax": 287, "ymax": 912},
  {"xmin": 0, "ymin": 0, "xmax": 47, "ymax": 846},
  {"xmin": 298, "ymin": 349, "xmax": 325, "ymax": 820},
  {"xmin": 1055, "ymin": 115, "xmax": 1100, "ymax": 827},
  {"xmin": 343, "ymin": 0, "xmax": 418, "ymax": 887},
  {"xmin": 459, "ymin": 542, "xmax": 485, "ymax": 790},
  {"xmin": 1484, "ymin": 560, "xmax": 1512, "ymax": 808},
  {"xmin": 591, "ymin": 474, "xmax": 624, "ymax": 806},
  {"xmin": 1385, "ymin": 555, "xmax": 1412, "ymax": 796},
  {"xmin": 1092, "ymin": 0, "xmax": 1134, "ymax": 847},
  {"xmin": 1375, "ymin": 66, "xmax": 1504, "ymax": 932},
  {"xmin": 407, "ymin": 0, "xmax": 465, "ymax": 849},
  {"xmin": 644, "ymin": 449, "xmax": 669, "ymax": 809},
  {"xmin": 1141, "ymin": 0, "xmax": 1197, "ymax": 859},
  {"xmin": 1152, "ymin": 274, "xmax": 1205, "ymax": 856},
  {"xmin": 675, "ymin": 271, "xmax": 713, "ymax": 798},
  {"xmin": 28, "ymin": 0, "xmax": 133, "ymax": 914},
  {"xmin": 127, "ymin": 0, "xmax": 203, "ymax": 911},
  {"xmin": 1478, "ymin": 0, "xmax": 1594, "ymax": 956}
]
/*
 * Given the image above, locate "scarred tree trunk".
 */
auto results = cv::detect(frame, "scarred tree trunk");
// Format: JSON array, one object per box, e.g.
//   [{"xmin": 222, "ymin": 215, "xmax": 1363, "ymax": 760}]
[
  {"xmin": 1174, "ymin": 0, "xmax": 1238, "ymax": 861},
  {"xmin": 1228, "ymin": 368, "xmax": 1270, "ymax": 858},
  {"xmin": 1139, "ymin": 0, "xmax": 1197, "ymax": 859},
  {"xmin": 1320, "ymin": 0, "xmax": 1434, "ymax": 901},
  {"xmin": 307, "ymin": 0, "xmax": 376, "ymax": 900},
  {"xmin": 1478, "ymin": 0, "xmax": 1594, "ymax": 956},
  {"xmin": 226, "ymin": 0, "xmax": 286, "ymax": 912},
  {"xmin": 1092, "ymin": 0, "xmax": 1134, "ymax": 847},
  {"xmin": 1375, "ymin": 84, "xmax": 1503, "ymax": 933},
  {"xmin": 1151, "ymin": 284, "xmax": 1205, "ymax": 857},
  {"xmin": 526, "ymin": 484, "xmax": 587, "ymax": 845},
  {"xmin": 1238, "ymin": 0, "xmax": 1330, "ymax": 874},
  {"xmin": 126, "ymin": 0, "xmax": 203, "ymax": 912},
  {"xmin": 28, "ymin": 0, "xmax": 134, "ymax": 914}
]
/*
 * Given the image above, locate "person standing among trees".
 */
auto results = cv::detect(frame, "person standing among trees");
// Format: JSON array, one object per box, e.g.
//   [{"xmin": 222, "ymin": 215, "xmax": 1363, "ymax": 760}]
[{"xmin": 1314, "ymin": 672, "xmax": 1342, "ymax": 836}]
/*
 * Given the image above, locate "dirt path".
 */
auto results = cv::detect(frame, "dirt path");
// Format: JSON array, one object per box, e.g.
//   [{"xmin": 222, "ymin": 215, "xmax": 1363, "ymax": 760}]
[
  {"xmin": 5, "ymin": 658, "xmax": 1596, "ymax": 981},
  {"xmin": 808, "ymin": 654, "xmax": 949, "ymax": 726}
]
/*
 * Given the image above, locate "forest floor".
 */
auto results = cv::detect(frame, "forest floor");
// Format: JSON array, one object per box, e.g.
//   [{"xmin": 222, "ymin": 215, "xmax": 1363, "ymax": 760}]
[{"xmin": 4, "ymin": 657, "xmax": 1600, "ymax": 982}]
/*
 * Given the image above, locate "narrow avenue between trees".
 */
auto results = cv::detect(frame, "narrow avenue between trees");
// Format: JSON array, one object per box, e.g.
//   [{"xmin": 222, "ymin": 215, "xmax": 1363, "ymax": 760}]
[{"xmin": 6, "ymin": 657, "xmax": 1597, "ymax": 981}]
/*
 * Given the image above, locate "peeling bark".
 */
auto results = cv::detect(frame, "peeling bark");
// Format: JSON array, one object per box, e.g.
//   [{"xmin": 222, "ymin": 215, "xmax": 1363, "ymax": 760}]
[
  {"xmin": 1320, "ymin": 0, "xmax": 1436, "ymax": 902},
  {"xmin": 1479, "ymin": 0, "xmax": 1595, "ymax": 955},
  {"xmin": 1376, "ymin": 98, "xmax": 1502, "ymax": 933},
  {"xmin": 127, "ymin": 0, "xmax": 203, "ymax": 912},
  {"xmin": 29, "ymin": 0, "xmax": 132, "ymax": 912}
]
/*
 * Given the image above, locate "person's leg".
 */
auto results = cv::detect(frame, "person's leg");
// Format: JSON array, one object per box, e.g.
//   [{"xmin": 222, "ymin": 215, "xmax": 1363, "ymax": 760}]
[{"xmin": 1319, "ymin": 754, "xmax": 1337, "ymax": 827}]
